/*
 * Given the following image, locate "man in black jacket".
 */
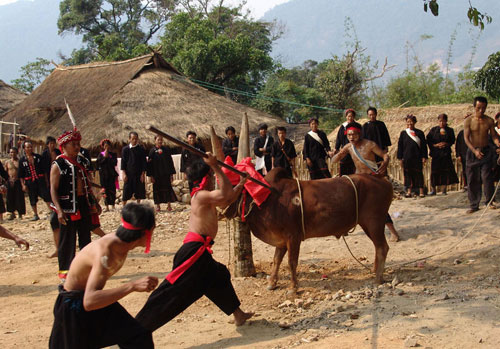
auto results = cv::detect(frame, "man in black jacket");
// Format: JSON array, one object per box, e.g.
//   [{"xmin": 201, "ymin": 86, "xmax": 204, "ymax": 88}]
[
  {"xmin": 253, "ymin": 123, "xmax": 273, "ymax": 176},
  {"xmin": 121, "ymin": 132, "xmax": 147, "ymax": 205}
]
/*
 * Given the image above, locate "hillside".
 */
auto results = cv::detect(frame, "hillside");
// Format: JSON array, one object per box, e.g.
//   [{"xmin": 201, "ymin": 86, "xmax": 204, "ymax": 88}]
[{"xmin": 263, "ymin": 0, "xmax": 500, "ymax": 76}]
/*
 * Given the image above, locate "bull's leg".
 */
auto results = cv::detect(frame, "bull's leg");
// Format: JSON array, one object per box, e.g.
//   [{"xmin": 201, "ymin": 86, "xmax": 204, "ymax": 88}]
[
  {"xmin": 287, "ymin": 239, "xmax": 301, "ymax": 291},
  {"xmin": 360, "ymin": 220, "xmax": 389, "ymax": 284},
  {"xmin": 267, "ymin": 247, "xmax": 287, "ymax": 290}
]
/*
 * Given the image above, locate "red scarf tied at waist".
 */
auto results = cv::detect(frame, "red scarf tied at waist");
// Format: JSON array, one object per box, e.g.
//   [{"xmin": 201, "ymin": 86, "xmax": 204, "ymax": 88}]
[{"xmin": 166, "ymin": 232, "xmax": 213, "ymax": 284}]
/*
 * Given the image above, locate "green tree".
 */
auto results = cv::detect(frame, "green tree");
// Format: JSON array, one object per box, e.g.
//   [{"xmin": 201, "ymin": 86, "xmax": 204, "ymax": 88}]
[
  {"xmin": 474, "ymin": 51, "xmax": 500, "ymax": 102},
  {"xmin": 58, "ymin": 0, "xmax": 178, "ymax": 61},
  {"xmin": 160, "ymin": 2, "xmax": 278, "ymax": 99},
  {"xmin": 11, "ymin": 58, "xmax": 52, "ymax": 93}
]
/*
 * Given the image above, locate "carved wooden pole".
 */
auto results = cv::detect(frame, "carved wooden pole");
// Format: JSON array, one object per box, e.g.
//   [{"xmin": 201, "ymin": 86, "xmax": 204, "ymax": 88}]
[
  {"xmin": 233, "ymin": 113, "xmax": 256, "ymax": 277},
  {"xmin": 210, "ymin": 126, "xmax": 224, "ymax": 161}
]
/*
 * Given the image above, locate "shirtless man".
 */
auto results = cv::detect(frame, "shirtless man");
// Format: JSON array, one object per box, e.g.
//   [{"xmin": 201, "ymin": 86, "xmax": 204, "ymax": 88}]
[
  {"xmin": 136, "ymin": 153, "xmax": 253, "ymax": 332},
  {"xmin": 332, "ymin": 123, "xmax": 400, "ymax": 242},
  {"xmin": 463, "ymin": 96, "xmax": 500, "ymax": 213},
  {"xmin": 4, "ymin": 147, "xmax": 26, "ymax": 220},
  {"xmin": 49, "ymin": 203, "xmax": 157, "ymax": 349}
]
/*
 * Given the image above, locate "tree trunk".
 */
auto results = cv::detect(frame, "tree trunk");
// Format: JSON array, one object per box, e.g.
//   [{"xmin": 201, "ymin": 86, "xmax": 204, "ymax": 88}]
[{"xmin": 233, "ymin": 112, "xmax": 256, "ymax": 277}]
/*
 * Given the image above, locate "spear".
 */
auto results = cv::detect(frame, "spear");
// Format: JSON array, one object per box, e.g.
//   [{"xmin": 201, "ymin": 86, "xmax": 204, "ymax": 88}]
[{"xmin": 145, "ymin": 125, "xmax": 276, "ymax": 193}]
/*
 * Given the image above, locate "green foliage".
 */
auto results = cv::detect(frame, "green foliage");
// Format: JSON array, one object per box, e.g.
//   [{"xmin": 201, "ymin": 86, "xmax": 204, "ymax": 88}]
[
  {"xmin": 58, "ymin": 0, "xmax": 178, "ymax": 61},
  {"xmin": 11, "ymin": 58, "xmax": 52, "ymax": 93},
  {"xmin": 474, "ymin": 51, "xmax": 500, "ymax": 102},
  {"xmin": 160, "ymin": 4, "xmax": 276, "ymax": 98},
  {"xmin": 423, "ymin": 1, "xmax": 492, "ymax": 30}
]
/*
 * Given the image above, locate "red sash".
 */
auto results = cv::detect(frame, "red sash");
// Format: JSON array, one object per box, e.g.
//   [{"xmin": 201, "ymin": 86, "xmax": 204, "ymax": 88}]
[{"xmin": 165, "ymin": 232, "xmax": 213, "ymax": 284}]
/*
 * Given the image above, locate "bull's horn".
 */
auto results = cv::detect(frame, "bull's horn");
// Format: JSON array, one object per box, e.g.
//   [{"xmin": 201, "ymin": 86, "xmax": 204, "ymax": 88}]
[
  {"xmin": 237, "ymin": 112, "xmax": 250, "ymax": 163},
  {"xmin": 210, "ymin": 126, "xmax": 224, "ymax": 161}
]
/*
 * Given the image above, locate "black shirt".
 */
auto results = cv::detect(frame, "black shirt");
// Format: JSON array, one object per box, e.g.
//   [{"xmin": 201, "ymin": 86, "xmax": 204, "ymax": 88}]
[
  {"xmin": 180, "ymin": 142, "xmax": 205, "ymax": 173},
  {"xmin": 254, "ymin": 135, "xmax": 274, "ymax": 171},
  {"xmin": 121, "ymin": 145, "xmax": 147, "ymax": 176},
  {"xmin": 271, "ymin": 139, "xmax": 297, "ymax": 170},
  {"xmin": 303, "ymin": 130, "xmax": 330, "ymax": 161},
  {"xmin": 222, "ymin": 137, "xmax": 239, "ymax": 164}
]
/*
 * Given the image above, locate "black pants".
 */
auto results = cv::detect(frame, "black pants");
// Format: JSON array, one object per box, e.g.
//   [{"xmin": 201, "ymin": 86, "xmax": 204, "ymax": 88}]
[
  {"xmin": 58, "ymin": 196, "xmax": 91, "ymax": 278},
  {"xmin": 26, "ymin": 178, "xmax": 50, "ymax": 206},
  {"xmin": 6, "ymin": 179, "xmax": 25, "ymax": 215},
  {"xmin": 136, "ymin": 241, "xmax": 241, "ymax": 332},
  {"xmin": 49, "ymin": 285, "xmax": 153, "ymax": 349},
  {"xmin": 403, "ymin": 158, "xmax": 424, "ymax": 189},
  {"xmin": 102, "ymin": 176, "xmax": 117, "ymax": 206},
  {"xmin": 460, "ymin": 156, "xmax": 468, "ymax": 187},
  {"xmin": 466, "ymin": 147, "xmax": 494, "ymax": 209},
  {"xmin": 122, "ymin": 174, "xmax": 145, "ymax": 201}
]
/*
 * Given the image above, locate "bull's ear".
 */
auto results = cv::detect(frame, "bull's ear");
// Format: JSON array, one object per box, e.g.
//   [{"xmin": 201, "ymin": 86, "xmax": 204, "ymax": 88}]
[{"xmin": 237, "ymin": 112, "xmax": 250, "ymax": 163}]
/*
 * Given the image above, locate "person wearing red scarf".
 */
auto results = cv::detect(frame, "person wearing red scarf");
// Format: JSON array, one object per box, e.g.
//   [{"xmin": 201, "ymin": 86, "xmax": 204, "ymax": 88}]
[
  {"xmin": 49, "ymin": 203, "xmax": 157, "ymax": 349},
  {"xmin": 136, "ymin": 152, "xmax": 254, "ymax": 332},
  {"xmin": 50, "ymin": 129, "xmax": 98, "ymax": 280}
]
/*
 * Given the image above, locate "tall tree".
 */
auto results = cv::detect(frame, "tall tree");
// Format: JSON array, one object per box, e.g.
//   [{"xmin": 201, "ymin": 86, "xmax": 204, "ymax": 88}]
[
  {"xmin": 474, "ymin": 51, "xmax": 500, "ymax": 102},
  {"xmin": 58, "ymin": 0, "xmax": 178, "ymax": 62},
  {"xmin": 161, "ymin": 1, "xmax": 278, "ymax": 98}
]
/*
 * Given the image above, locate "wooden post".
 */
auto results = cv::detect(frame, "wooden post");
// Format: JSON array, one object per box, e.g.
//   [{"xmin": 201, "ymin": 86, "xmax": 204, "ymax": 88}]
[
  {"xmin": 233, "ymin": 112, "xmax": 256, "ymax": 277},
  {"xmin": 13, "ymin": 119, "xmax": 17, "ymax": 151}
]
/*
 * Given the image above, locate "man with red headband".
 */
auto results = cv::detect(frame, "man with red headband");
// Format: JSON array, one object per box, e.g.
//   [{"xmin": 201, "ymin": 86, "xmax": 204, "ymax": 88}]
[
  {"xmin": 49, "ymin": 202, "xmax": 158, "ymax": 349},
  {"xmin": 334, "ymin": 109, "xmax": 362, "ymax": 176},
  {"xmin": 136, "ymin": 152, "xmax": 254, "ymax": 332},
  {"xmin": 332, "ymin": 123, "xmax": 400, "ymax": 242},
  {"xmin": 50, "ymin": 129, "xmax": 98, "ymax": 280}
]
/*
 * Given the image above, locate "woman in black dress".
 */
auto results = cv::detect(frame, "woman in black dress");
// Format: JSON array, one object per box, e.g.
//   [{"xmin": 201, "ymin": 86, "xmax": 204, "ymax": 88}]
[
  {"xmin": 147, "ymin": 135, "xmax": 177, "ymax": 212},
  {"xmin": 426, "ymin": 114, "xmax": 458, "ymax": 195},
  {"xmin": 96, "ymin": 139, "xmax": 118, "ymax": 211},
  {"xmin": 397, "ymin": 114, "xmax": 428, "ymax": 198}
]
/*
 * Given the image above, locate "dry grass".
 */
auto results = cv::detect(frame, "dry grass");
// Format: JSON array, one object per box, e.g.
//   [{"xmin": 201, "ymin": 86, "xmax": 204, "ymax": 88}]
[{"xmin": 0, "ymin": 80, "xmax": 26, "ymax": 116}]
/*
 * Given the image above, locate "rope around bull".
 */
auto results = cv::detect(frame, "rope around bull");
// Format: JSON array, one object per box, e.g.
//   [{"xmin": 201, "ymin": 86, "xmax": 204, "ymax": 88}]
[{"xmin": 340, "ymin": 176, "xmax": 500, "ymax": 273}]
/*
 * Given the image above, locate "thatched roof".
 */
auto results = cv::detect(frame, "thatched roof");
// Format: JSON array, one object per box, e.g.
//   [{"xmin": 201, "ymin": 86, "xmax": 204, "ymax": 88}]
[
  {"xmin": 0, "ymin": 80, "xmax": 27, "ymax": 116},
  {"xmin": 325, "ymin": 104, "xmax": 500, "ymax": 156},
  {"xmin": 2, "ymin": 53, "xmax": 284, "ymax": 151}
]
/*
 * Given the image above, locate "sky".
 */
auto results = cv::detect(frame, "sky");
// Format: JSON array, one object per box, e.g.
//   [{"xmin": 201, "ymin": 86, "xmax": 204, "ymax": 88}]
[{"xmin": 0, "ymin": 0, "xmax": 290, "ymax": 18}]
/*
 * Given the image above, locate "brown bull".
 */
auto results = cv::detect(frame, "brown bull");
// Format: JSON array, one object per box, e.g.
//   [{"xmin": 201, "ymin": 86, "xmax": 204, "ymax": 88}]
[{"xmin": 224, "ymin": 168, "xmax": 393, "ymax": 290}]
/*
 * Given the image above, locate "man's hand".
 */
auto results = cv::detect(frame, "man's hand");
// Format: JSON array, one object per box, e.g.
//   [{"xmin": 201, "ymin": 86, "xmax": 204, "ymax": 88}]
[
  {"xmin": 57, "ymin": 211, "xmax": 67, "ymax": 225},
  {"xmin": 149, "ymin": 176, "xmax": 155, "ymax": 184},
  {"xmin": 21, "ymin": 184, "xmax": 27, "ymax": 192},
  {"xmin": 123, "ymin": 173, "xmax": 128, "ymax": 183},
  {"xmin": 14, "ymin": 237, "xmax": 29, "ymax": 250},
  {"xmin": 377, "ymin": 161, "xmax": 389, "ymax": 175},
  {"xmin": 422, "ymin": 158, "xmax": 427, "ymax": 165},
  {"xmin": 259, "ymin": 147, "xmax": 265, "ymax": 152},
  {"xmin": 306, "ymin": 158, "xmax": 313, "ymax": 167},
  {"xmin": 474, "ymin": 149, "xmax": 484, "ymax": 159},
  {"xmin": 203, "ymin": 152, "xmax": 217, "ymax": 167},
  {"xmin": 238, "ymin": 172, "xmax": 249, "ymax": 186},
  {"xmin": 140, "ymin": 172, "xmax": 145, "ymax": 183},
  {"xmin": 132, "ymin": 276, "xmax": 159, "ymax": 292},
  {"xmin": 327, "ymin": 150, "xmax": 335, "ymax": 158}
]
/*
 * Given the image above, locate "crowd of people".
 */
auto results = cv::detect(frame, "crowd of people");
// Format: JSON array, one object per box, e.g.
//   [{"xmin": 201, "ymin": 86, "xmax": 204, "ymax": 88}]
[{"xmin": 0, "ymin": 96, "xmax": 499, "ymax": 347}]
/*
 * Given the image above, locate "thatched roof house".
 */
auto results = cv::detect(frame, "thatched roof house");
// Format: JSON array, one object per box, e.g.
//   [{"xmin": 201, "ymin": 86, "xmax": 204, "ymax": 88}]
[
  {"xmin": 2, "ymin": 53, "xmax": 285, "ymax": 152},
  {"xmin": 0, "ymin": 80, "xmax": 27, "ymax": 116}
]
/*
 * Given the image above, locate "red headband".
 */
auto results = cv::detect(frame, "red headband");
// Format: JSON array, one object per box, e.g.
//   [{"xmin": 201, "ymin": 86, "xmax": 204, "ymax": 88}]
[
  {"xmin": 121, "ymin": 218, "xmax": 152, "ymax": 254},
  {"xmin": 191, "ymin": 174, "xmax": 210, "ymax": 197},
  {"xmin": 345, "ymin": 108, "xmax": 356, "ymax": 116},
  {"xmin": 345, "ymin": 126, "xmax": 361, "ymax": 135},
  {"xmin": 58, "ymin": 129, "xmax": 82, "ymax": 151}
]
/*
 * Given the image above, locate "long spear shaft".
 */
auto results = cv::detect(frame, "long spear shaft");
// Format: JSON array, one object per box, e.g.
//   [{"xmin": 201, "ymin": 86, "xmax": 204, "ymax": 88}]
[{"xmin": 146, "ymin": 125, "xmax": 275, "ymax": 192}]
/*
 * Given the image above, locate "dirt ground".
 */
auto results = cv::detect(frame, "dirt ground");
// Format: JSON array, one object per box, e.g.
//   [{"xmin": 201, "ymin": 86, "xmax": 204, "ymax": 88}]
[{"xmin": 0, "ymin": 188, "xmax": 499, "ymax": 348}]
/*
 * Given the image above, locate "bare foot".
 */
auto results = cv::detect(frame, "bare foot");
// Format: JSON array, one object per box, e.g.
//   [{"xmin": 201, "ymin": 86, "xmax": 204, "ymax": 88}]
[
  {"xmin": 48, "ymin": 250, "xmax": 58, "ymax": 258},
  {"xmin": 233, "ymin": 308, "xmax": 254, "ymax": 326}
]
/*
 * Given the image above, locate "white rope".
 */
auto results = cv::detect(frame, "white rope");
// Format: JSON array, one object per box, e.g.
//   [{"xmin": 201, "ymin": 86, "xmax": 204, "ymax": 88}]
[
  {"xmin": 295, "ymin": 178, "xmax": 306, "ymax": 241},
  {"xmin": 341, "ymin": 176, "xmax": 372, "ymax": 271}
]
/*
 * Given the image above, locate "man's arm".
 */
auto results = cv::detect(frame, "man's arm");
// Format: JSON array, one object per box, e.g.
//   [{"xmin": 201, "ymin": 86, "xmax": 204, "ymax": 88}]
[
  {"xmin": 50, "ymin": 163, "xmax": 66, "ymax": 225},
  {"xmin": 0, "ymin": 225, "xmax": 29, "ymax": 250},
  {"xmin": 332, "ymin": 144, "xmax": 351, "ymax": 163},
  {"xmin": 463, "ymin": 118, "xmax": 476, "ymax": 152},
  {"xmin": 83, "ymin": 253, "xmax": 158, "ymax": 311},
  {"xmin": 372, "ymin": 143, "xmax": 389, "ymax": 174},
  {"xmin": 196, "ymin": 153, "xmax": 247, "ymax": 206}
]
